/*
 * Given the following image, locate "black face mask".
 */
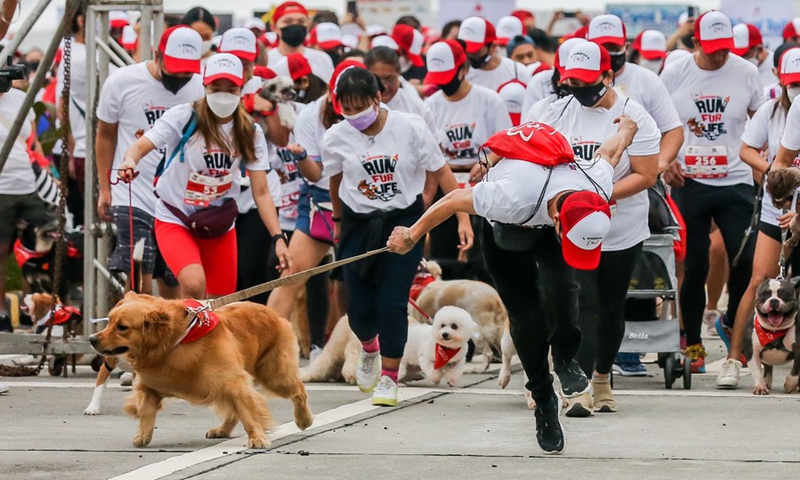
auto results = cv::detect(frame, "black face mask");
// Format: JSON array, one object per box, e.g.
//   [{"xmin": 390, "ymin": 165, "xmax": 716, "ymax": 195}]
[
  {"xmin": 468, "ymin": 53, "xmax": 491, "ymax": 69},
  {"xmin": 571, "ymin": 81, "xmax": 607, "ymax": 108},
  {"xmin": 610, "ymin": 52, "xmax": 627, "ymax": 72},
  {"xmin": 281, "ymin": 24, "xmax": 308, "ymax": 48},
  {"xmin": 325, "ymin": 48, "xmax": 342, "ymax": 66},
  {"xmin": 440, "ymin": 72, "xmax": 464, "ymax": 97},
  {"xmin": 160, "ymin": 71, "xmax": 192, "ymax": 95},
  {"xmin": 26, "ymin": 61, "xmax": 40, "ymax": 72}
]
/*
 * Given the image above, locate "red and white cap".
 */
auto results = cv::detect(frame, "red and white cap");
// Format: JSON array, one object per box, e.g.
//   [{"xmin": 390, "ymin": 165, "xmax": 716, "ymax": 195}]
[
  {"xmin": 330, "ymin": 59, "xmax": 367, "ymax": 115},
  {"xmin": 632, "ymin": 30, "xmax": 667, "ymax": 60},
  {"xmin": 784, "ymin": 17, "xmax": 800, "ymax": 40},
  {"xmin": 424, "ymin": 39, "xmax": 466, "ymax": 85},
  {"xmin": 458, "ymin": 17, "xmax": 497, "ymax": 54},
  {"xmin": 497, "ymin": 79, "xmax": 526, "ymax": 126},
  {"xmin": 392, "ymin": 24, "xmax": 424, "ymax": 67},
  {"xmin": 272, "ymin": 52, "xmax": 312, "ymax": 81},
  {"xmin": 371, "ymin": 35, "xmax": 400, "ymax": 50},
  {"xmin": 496, "ymin": 16, "xmax": 524, "ymax": 46},
  {"xmin": 315, "ymin": 22, "xmax": 345, "ymax": 50},
  {"xmin": 779, "ymin": 47, "xmax": 800, "ymax": 85},
  {"xmin": 554, "ymin": 37, "xmax": 587, "ymax": 76},
  {"xmin": 260, "ymin": 31, "xmax": 278, "ymax": 48},
  {"xmin": 663, "ymin": 49, "xmax": 692, "ymax": 70},
  {"xmin": 244, "ymin": 17, "xmax": 267, "ymax": 33},
  {"xmin": 732, "ymin": 23, "xmax": 763, "ymax": 57},
  {"xmin": 342, "ymin": 34, "xmax": 359, "ymax": 50},
  {"xmin": 109, "ymin": 11, "xmax": 130, "ymax": 29},
  {"xmin": 561, "ymin": 41, "xmax": 611, "ymax": 83},
  {"xmin": 366, "ymin": 25, "xmax": 389, "ymax": 37},
  {"xmin": 218, "ymin": 28, "xmax": 257, "ymax": 62},
  {"xmin": 694, "ymin": 11, "xmax": 734, "ymax": 54},
  {"xmin": 560, "ymin": 191, "xmax": 612, "ymax": 270},
  {"xmin": 511, "ymin": 9, "xmax": 534, "ymax": 25},
  {"xmin": 203, "ymin": 53, "xmax": 244, "ymax": 87},
  {"xmin": 159, "ymin": 26, "xmax": 203, "ymax": 74},
  {"xmin": 121, "ymin": 25, "xmax": 138, "ymax": 51},
  {"xmin": 272, "ymin": 1, "xmax": 308, "ymax": 25},
  {"xmin": 588, "ymin": 14, "xmax": 626, "ymax": 47}
]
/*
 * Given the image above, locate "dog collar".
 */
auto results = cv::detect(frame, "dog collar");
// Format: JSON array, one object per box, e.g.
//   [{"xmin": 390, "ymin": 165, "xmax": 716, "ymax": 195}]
[
  {"xmin": 434, "ymin": 344, "xmax": 461, "ymax": 370},
  {"xmin": 175, "ymin": 300, "xmax": 219, "ymax": 345},
  {"xmin": 754, "ymin": 316, "xmax": 791, "ymax": 347}
]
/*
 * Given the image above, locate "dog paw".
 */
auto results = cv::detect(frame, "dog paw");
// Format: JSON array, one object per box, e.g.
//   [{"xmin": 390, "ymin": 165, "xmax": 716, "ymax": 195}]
[
  {"xmin": 206, "ymin": 427, "xmax": 232, "ymax": 439},
  {"xmin": 499, "ymin": 370, "xmax": 511, "ymax": 389},
  {"xmin": 294, "ymin": 408, "xmax": 314, "ymax": 431},
  {"xmin": 784, "ymin": 376, "xmax": 800, "ymax": 394},
  {"xmin": 247, "ymin": 435, "xmax": 271, "ymax": 449},
  {"xmin": 132, "ymin": 432, "xmax": 152, "ymax": 447},
  {"xmin": 83, "ymin": 406, "xmax": 101, "ymax": 416},
  {"xmin": 753, "ymin": 384, "xmax": 771, "ymax": 395}
]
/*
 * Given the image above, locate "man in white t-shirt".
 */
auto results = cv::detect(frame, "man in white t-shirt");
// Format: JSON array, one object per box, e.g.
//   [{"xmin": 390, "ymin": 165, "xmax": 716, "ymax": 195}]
[
  {"xmin": 266, "ymin": 1, "xmax": 334, "ymax": 83},
  {"xmin": 458, "ymin": 17, "xmax": 528, "ymax": 93},
  {"xmin": 96, "ymin": 26, "xmax": 205, "ymax": 297},
  {"xmin": 732, "ymin": 23, "xmax": 778, "ymax": 88},
  {"xmin": 522, "ymin": 37, "xmax": 585, "ymax": 117},
  {"xmin": 660, "ymin": 11, "xmax": 765, "ymax": 377}
]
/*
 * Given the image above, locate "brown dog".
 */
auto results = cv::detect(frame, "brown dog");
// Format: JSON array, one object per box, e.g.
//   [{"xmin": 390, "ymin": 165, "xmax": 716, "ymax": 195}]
[
  {"xmin": 767, "ymin": 168, "xmax": 800, "ymax": 246},
  {"xmin": 91, "ymin": 293, "xmax": 313, "ymax": 449}
]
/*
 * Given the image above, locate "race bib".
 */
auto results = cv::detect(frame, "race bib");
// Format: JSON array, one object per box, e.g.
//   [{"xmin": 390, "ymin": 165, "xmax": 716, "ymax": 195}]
[
  {"xmin": 684, "ymin": 145, "xmax": 728, "ymax": 179},
  {"xmin": 184, "ymin": 171, "xmax": 233, "ymax": 207}
]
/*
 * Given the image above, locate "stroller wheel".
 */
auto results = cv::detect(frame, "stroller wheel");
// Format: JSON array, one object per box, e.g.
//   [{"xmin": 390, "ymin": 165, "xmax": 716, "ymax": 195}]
[
  {"xmin": 683, "ymin": 355, "xmax": 692, "ymax": 389},
  {"xmin": 664, "ymin": 354, "xmax": 675, "ymax": 389},
  {"xmin": 48, "ymin": 356, "xmax": 65, "ymax": 377}
]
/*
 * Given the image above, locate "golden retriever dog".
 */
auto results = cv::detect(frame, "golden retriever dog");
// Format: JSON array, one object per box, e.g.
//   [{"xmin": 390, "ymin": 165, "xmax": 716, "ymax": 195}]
[{"xmin": 91, "ymin": 293, "xmax": 313, "ymax": 449}]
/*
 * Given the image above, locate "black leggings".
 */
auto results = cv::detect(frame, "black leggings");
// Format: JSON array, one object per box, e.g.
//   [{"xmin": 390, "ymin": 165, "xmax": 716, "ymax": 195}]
[{"xmin": 576, "ymin": 243, "xmax": 643, "ymax": 376}]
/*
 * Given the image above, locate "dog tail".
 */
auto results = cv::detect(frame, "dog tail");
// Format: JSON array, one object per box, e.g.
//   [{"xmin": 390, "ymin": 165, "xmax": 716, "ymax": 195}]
[{"xmin": 131, "ymin": 239, "xmax": 145, "ymax": 294}]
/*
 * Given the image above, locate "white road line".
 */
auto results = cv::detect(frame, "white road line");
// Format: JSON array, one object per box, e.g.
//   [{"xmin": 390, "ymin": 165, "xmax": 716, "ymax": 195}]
[{"xmin": 107, "ymin": 389, "xmax": 437, "ymax": 480}]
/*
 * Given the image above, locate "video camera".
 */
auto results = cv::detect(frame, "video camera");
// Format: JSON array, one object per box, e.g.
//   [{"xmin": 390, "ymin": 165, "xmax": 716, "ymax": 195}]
[{"xmin": 0, "ymin": 56, "xmax": 26, "ymax": 93}]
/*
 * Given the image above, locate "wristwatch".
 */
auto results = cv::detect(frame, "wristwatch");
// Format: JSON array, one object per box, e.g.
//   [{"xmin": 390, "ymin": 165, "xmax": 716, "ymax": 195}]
[{"xmin": 272, "ymin": 233, "xmax": 288, "ymax": 245}]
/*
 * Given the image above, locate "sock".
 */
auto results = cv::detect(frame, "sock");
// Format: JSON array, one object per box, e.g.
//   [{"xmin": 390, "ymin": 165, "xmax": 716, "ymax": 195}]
[
  {"xmin": 382, "ymin": 366, "xmax": 398, "ymax": 384},
  {"xmin": 593, "ymin": 374, "xmax": 610, "ymax": 384},
  {"xmin": 361, "ymin": 336, "xmax": 379, "ymax": 353}
]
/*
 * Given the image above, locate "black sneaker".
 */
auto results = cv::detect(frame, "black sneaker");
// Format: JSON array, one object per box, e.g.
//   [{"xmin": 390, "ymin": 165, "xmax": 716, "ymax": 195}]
[
  {"xmin": 553, "ymin": 358, "xmax": 590, "ymax": 398},
  {"xmin": 534, "ymin": 388, "xmax": 565, "ymax": 454},
  {"xmin": 0, "ymin": 314, "xmax": 12, "ymax": 333}
]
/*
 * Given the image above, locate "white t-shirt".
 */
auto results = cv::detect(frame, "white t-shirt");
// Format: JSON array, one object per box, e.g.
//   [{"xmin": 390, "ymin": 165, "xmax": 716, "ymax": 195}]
[
  {"xmin": 293, "ymin": 96, "xmax": 331, "ymax": 190},
  {"xmin": 387, "ymin": 82, "xmax": 436, "ymax": 133},
  {"xmin": 268, "ymin": 47, "xmax": 334, "ymax": 84},
  {"xmin": 144, "ymin": 104, "xmax": 272, "ymax": 225},
  {"xmin": 323, "ymin": 110, "xmax": 445, "ymax": 214},
  {"xmin": 525, "ymin": 94, "xmax": 569, "ymax": 124},
  {"xmin": 0, "ymin": 89, "xmax": 35, "ymax": 195},
  {"xmin": 96, "ymin": 62, "xmax": 204, "ymax": 214},
  {"xmin": 614, "ymin": 63, "xmax": 682, "ymax": 133},
  {"xmin": 522, "ymin": 69, "xmax": 556, "ymax": 115},
  {"xmin": 742, "ymin": 98, "xmax": 795, "ymax": 226},
  {"xmin": 537, "ymin": 95, "xmax": 661, "ymax": 251},
  {"xmin": 424, "ymin": 85, "xmax": 512, "ymax": 168},
  {"xmin": 472, "ymin": 158, "xmax": 614, "ymax": 227},
  {"xmin": 660, "ymin": 53, "xmax": 765, "ymax": 187},
  {"xmin": 466, "ymin": 57, "xmax": 528, "ymax": 93}
]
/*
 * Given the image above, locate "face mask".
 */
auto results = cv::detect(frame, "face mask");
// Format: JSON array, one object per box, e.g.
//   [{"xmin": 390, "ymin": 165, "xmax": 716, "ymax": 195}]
[
  {"xmin": 160, "ymin": 71, "xmax": 192, "ymax": 95},
  {"xmin": 610, "ymin": 51, "xmax": 627, "ymax": 72},
  {"xmin": 439, "ymin": 71, "xmax": 464, "ymax": 97},
  {"xmin": 571, "ymin": 80, "xmax": 608, "ymax": 108},
  {"xmin": 468, "ymin": 53, "xmax": 492, "ymax": 69},
  {"xmin": 201, "ymin": 40, "xmax": 214, "ymax": 56},
  {"xmin": 206, "ymin": 92, "xmax": 241, "ymax": 118},
  {"xmin": 639, "ymin": 58, "xmax": 663, "ymax": 74},
  {"xmin": 281, "ymin": 24, "xmax": 308, "ymax": 48},
  {"xmin": 747, "ymin": 56, "xmax": 760, "ymax": 67},
  {"xmin": 788, "ymin": 86, "xmax": 800, "ymax": 103},
  {"xmin": 343, "ymin": 105, "xmax": 378, "ymax": 131},
  {"xmin": 326, "ymin": 48, "xmax": 342, "ymax": 66}
]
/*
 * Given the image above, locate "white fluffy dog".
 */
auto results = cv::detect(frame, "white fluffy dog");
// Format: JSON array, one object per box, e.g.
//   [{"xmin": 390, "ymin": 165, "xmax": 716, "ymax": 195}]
[{"xmin": 401, "ymin": 306, "xmax": 477, "ymax": 387}]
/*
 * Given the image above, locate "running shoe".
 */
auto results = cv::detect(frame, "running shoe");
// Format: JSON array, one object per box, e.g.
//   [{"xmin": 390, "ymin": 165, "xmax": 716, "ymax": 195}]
[
  {"xmin": 534, "ymin": 388, "xmax": 565, "ymax": 454},
  {"xmin": 715, "ymin": 315, "xmax": 732, "ymax": 353},
  {"xmin": 683, "ymin": 344, "xmax": 707, "ymax": 374},
  {"xmin": 612, "ymin": 352, "xmax": 647, "ymax": 377},
  {"xmin": 553, "ymin": 358, "xmax": 590, "ymax": 398},
  {"xmin": 703, "ymin": 309, "xmax": 721, "ymax": 337},
  {"xmin": 372, "ymin": 375, "xmax": 398, "ymax": 407},
  {"xmin": 356, "ymin": 349, "xmax": 381, "ymax": 393},
  {"xmin": 715, "ymin": 358, "xmax": 741, "ymax": 389}
]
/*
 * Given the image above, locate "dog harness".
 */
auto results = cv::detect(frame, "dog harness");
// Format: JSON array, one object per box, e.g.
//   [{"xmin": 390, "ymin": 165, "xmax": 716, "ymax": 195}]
[
  {"xmin": 35, "ymin": 305, "xmax": 81, "ymax": 328},
  {"xmin": 754, "ymin": 315, "xmax": 790, "ymax": 347},
  {"xmin": 409, "ymin": 272, "xmax": 436, "ymax": 301},
  {"xmin": 434, "ymin": 344, "xmax": 461, "ymax": 370},
  {"xmin": 176, "ymin": 300, "xmax": 220, "ymax": 344}
]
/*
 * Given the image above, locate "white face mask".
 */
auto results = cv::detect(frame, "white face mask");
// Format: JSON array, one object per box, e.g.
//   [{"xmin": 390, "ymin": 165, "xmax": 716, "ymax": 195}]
[
  {"xmin": 639, "ymin": 58, "xmax": 663, "ymax": 74},
  {"xmin": 202, "ymin": 40, "xmax": 214, "ymax": 55},
  {"xmin": 747, "ymin": 56, "xmax": 760, "ymax": 67},
  {"xmin": 206, "ymin": 92, "xmax": 241, "ymax": 118},
  {"xmin": 788, "ymin": 86, "xmax": 800, "ymax": 103}
]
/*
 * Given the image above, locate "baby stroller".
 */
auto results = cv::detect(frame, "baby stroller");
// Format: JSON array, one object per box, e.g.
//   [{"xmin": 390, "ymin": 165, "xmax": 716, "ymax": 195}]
[{"xmin": 618, "ymin": 182, "xmax": 691, "ymax": 389}]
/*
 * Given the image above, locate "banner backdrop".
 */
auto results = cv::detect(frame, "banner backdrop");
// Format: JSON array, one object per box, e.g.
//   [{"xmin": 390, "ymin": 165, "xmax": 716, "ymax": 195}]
[
  {"xmin": 722, "ymin": 0, "xmax": 794, "ymax": 49},
  {"xmin": 438, "ymin": 0, "xmax": 515, "ymax": 29},
  {"xmin": 607, "ymin": 4, "xmax": 687, "ymax": 37},
  {"xmin": 357, "ymin": 0, "xmax": 435, "ymax": 29}
]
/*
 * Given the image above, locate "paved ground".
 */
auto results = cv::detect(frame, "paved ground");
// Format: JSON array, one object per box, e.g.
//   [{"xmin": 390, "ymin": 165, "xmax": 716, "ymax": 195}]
[{"xmin": 2, "ymin": 333, "xmax": 799, "ymax": 480}]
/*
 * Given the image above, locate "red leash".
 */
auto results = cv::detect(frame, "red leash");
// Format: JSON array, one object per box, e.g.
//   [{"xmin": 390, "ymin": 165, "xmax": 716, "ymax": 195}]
[
  {"xmin": 408, "ymin": 298, "xmax": 431, "ymax": 321},
  {"xmin": 108, "ymin": 169, "xmax": 139, "ymax": 292}
]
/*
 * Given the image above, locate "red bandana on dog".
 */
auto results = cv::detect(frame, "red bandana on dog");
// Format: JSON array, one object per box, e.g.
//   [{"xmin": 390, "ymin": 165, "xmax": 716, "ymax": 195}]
[
  {"xmin": 178, "ymin": 300, "xmax": 219, "ymax": 344},
  {"xmin": 434, "ymin": 344, "xmax": 461, "ymax": 370},
  {"xmin": 754, "ymin": 316, "xmax": 788, "ymax": 347}
]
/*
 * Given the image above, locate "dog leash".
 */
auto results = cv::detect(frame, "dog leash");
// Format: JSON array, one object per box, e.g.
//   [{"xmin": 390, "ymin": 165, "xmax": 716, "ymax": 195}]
[
  {"xmin": 408, "ymin": 298, "xmax": 431, "ymax": 321},
  {"xmin": 109, "ymin": 169, "xmax": 139, "ymax": 291},
  {"xmin": 732, "ymin": 170, "xmax": 766, "ymax": 268}
]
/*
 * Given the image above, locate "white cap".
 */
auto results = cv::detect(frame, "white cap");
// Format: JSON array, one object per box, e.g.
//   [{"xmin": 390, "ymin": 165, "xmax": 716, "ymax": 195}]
[
  {"xmin": 497, "ymin": 79, "xmax": 526, "ymax": 125},
  {"xmin": 636, "ymin": 29, "xmax": 667, "ymax": 59},
  {"xmin": 121, "ymin": 25, "xmax": 138, "ymax": 49},
  {"xmin": 366, "ymin": 24, "xmax": 389, "ymax": 37},
  {"xmin": 244, "ymin": 17, "xmax": 266, "ymax": 32},
  {"xmin": 566, "ymin": 211, "xmax": 612, "ymax": 250},
  {"xmin": 159, "ymin": 26, "xmax": 203, "ymax": 74},
  {"xmin": 315, "ymin": 22, "xmax": 344, "ymax": 50},
  {"xmin": 342, "ymin": 34, "xmax": 359, "ymax": 50},
  {"xmin": 203, "ymin": 53, "xmax": 244, "ymax": 87},
  {"xmin": 588, "ymin": 14, "xmax": 626, "ymax": 46},
  {"xmin": 496, "ymin": 16, "xmax": 524, "ymax": 43},
  {"xmin": 458, "ymin": 16, "xmax": 496, "ymax": 53},
  {"xmin": 695, "ymin": 11, "xmax": 734, "ymax": 54},
  {"xmin": 779, "ymin": 47, "xmax": 800, "ymax": 83},
  {"xmin": 557, "ymin": 37, "xmax": 587, "ymax": 69},
  {"xmin": 218, "ymin": 27, "xmax": 258, "ymax": 62},
  {"xmin": 678, "ymin": 12, "xmax": 689, "ymax": 27},
  {"xmin": 371, "ymin": 35, "xmax": 399, "ymax": 50}
]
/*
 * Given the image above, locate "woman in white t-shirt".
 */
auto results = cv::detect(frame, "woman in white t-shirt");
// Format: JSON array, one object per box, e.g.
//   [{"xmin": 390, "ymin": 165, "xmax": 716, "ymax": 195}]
[
  {"xmin": 537, "ymin": 42, "xmax": 660, "ymax": 416},
  {"xmin": 118, "ymin": 54, "xmax": 287, "ymax": 299},
  {"xmin": 325, "ymin": 67, "xmax": 472, "ymax": 407}
]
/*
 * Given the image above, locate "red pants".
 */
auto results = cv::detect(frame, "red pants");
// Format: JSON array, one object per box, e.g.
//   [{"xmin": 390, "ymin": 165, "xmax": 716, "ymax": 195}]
[{"xmin": 154, "ymin": 220, "xmax": 237, "ymax": 296}]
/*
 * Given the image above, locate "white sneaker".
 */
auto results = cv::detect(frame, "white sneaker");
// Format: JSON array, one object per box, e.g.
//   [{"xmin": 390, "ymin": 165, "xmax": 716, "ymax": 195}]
[
  {"xmin": 120, "ymin": 372, "xmax": 134, "ymax": 387},
  {"xmin": 716, "ymin": 358, "xmax": 741, "ymax": 389},
  {"xmin": 372, "ymin": 376, "xmax": 398, "ymax": 407},
  {"xmin": 0, "ymin": 382, "xmax": 9, "ymax": 395},
  {"xmin": 356, "ymin": 349, "xmax": 381, "ymax": 393},
  {"xmin": 309, "ymin": 345, "xmax": 323, "ymax": 363},
  {"xmin": 703, "ymin": 309, "xmax": 720, "ymax": 337}
]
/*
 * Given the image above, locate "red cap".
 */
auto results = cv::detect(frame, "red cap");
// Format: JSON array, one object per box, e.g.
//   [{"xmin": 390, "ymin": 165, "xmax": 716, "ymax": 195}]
[
  {"xmin": 554, "ymin": 37, "xmax": 587, "ymax": 76},
  {"xmin": 784, "ymin": 18, "xmax": 800, "ymax": 40},
  {"xmin": 561, "ymin": 41, "xmax": 611, "ymax": 84},
  {"xmin": 309, "ymin": 22, "xmax": 345, "ymax": 50},
  {"xmin": 779, "ymin": 47, "xmax": 800, "ymax": 85},
  {"xmin": 694, "ymin": 11, "xmax": 734, "ymax": 54},
  {"xmin": 203, "ymin": 53, "xmax": 245, "ymax": 87},
  {"xmin": 632, "ymin": 30, "xmax": 667, "ymax": 60},
  {"xmin": 272, "ymin": 1, "xmax": 308, "ymax": 25},
  {"xmin": 392, "ymin": 24, "xmax": 425, "ymax": 67},
  {"xmin": 273, "ymin": 52, "xmax": 312, "ymax": 80},
  {"xmin": 483, "ymin": 122, "xmax": 574, "ymax": 167},
  {"xmin": 158, "ymin": 26, "xmax": 203, "ymax": 74},
  {"xmin": 424, "ymin": 40, "xmax": 466, "ymax": 85},
  {"xmin": 560, "ymin": 191, "xmax": 612, "ymax": 270},
  {"xmin": 569, "ymin": 25, "xmax": 589, "ymax": 40},
  {"xmin": 330, "ymin": 59, "xmax": 367, "ymax": 115},
  {"xmin": 587, "ymin": 14, "xmax": 627, "ymax": 47},
  {"xmin": 511, "ymin": 9, "xmax": 534, "ymax": 24},
  {"xmin": 732, "ymin": 23, "xmax": 763, "ymax": 56},
  {"xmin": 457, "ymin": 17, "xmax": 497, "ymax": 54}
]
